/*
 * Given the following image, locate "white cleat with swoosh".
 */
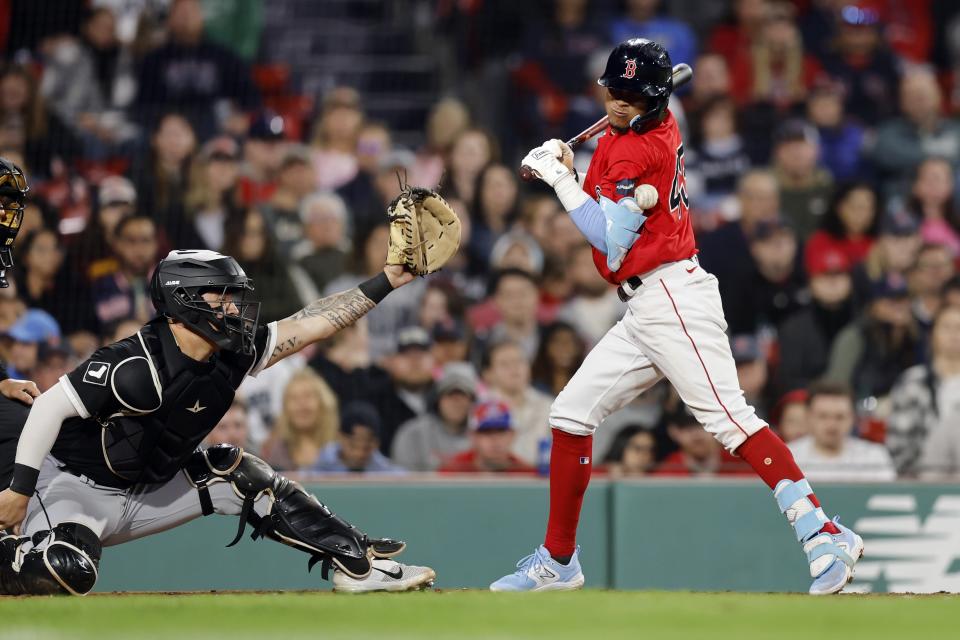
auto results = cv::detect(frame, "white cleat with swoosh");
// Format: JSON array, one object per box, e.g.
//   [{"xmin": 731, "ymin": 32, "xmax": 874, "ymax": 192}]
[{"xmin": 332, "ymin": 558, "xmax": 436, "ymax": 593}]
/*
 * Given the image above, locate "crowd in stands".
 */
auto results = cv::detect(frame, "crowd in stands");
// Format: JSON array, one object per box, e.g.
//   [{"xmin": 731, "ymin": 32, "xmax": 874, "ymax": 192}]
[{"xmin": 3, "ymin": 0, "xmax": 960, "ymax": 480}]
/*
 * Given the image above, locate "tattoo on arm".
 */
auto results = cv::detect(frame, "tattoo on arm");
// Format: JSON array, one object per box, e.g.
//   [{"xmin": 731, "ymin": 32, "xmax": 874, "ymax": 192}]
[
  {"xmin": 290, "ymin": 288, "xmax": 376, "ymax": 331},
  {"xmin": 271, "ymin": 336, "xmax": 299, "ymax": 359}
]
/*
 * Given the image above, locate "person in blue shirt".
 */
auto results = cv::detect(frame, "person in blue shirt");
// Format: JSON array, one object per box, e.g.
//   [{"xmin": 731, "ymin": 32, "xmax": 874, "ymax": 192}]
[
  {"xmin": 608, "ymin": 0, "xmax": 697, "ymax": 65},
  {"xmin": 312, "ymin": 402, "xmax": 406, "ymax": 475}
]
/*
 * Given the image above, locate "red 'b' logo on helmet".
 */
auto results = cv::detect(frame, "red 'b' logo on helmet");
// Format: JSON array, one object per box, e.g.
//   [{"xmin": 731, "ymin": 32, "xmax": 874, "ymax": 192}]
[{"xmin": 621, "ymin": 58, "xmax": 638, "ymax": 79}]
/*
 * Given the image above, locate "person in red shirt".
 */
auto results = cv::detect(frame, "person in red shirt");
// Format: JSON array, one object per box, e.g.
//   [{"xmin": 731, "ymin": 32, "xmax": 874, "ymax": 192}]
[
  {"xmin": 492, "ymin": 38, "xmax": 862, "ymax": 596},
  {"xmin": 804, "ymin": 182, "xmax": 878, "ymax": 271},
  {"xmin": 438, "ymin": 399, "xmax": 534, "ymax": 474}
]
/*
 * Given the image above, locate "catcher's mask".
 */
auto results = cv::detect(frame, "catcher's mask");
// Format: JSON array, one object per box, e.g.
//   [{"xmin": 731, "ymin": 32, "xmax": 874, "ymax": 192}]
[
  {"xmin": 149, "ymin": 250, "xmax": 261, "ymax": 355},
  {"xmin": 598, "ymin": 38, "xmax": 673, "ymax": 134},
  {"xmin": 0, "ymin": 157, "xmax": 28, "ymax": 288}
]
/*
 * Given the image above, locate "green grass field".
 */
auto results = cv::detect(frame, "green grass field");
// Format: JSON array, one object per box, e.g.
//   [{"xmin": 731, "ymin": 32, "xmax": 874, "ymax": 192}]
[{"xmin": 1, "ymin": 590, "xmax": 958, "ymax": 640}]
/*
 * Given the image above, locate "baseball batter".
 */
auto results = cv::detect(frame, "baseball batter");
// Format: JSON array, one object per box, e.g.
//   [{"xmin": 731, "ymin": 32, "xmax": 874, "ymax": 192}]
[
  {"xmin": 491, "ymin": 39, "xmax": 863, "ymax": 595},
  {"xmin": 0, "ymin": 225, "xmax": 438, "ymax": 593}
]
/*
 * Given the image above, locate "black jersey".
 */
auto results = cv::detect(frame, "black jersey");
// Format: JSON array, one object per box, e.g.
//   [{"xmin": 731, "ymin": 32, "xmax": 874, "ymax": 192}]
[
  {"xmin": 50, "ymin": 316, "xmax": 277, "ymax": 488},
  {"xmin": 0, "ymin": 395, "xmax": 31, "ymax": 489}
]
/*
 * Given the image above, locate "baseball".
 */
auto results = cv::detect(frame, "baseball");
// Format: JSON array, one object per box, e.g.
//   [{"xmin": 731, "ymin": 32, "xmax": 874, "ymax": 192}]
[{"xmin": 634, "ymin": 184, "xmax": 659, "ymax": 209}]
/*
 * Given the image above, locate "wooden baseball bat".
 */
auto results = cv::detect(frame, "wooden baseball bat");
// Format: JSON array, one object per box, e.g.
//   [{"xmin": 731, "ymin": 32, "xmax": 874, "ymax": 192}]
[{"xmin": 519, "ymin": 63, "xmax": 693, "ymax": 182}]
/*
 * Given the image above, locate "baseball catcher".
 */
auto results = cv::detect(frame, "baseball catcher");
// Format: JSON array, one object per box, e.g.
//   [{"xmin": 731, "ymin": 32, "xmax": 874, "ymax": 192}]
[{"xmin": 0, "ymin": 179, "xmax": 459, "ymax": 595}]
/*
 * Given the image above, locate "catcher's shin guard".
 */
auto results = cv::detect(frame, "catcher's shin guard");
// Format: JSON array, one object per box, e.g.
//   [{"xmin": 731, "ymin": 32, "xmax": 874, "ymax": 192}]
[
  {"xmin": 0, "ymin": 523, "xmax": 101, "ymax": 595},
  {"xmin": 184, "ymin": 445, "xmax": 405, "ymax": 579}
]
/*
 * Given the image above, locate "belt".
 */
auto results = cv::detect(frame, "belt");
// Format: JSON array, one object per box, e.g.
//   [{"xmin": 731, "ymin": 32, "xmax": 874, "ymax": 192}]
[{"xmin": 616, "ymin": 275, "xmax": 643, "ymax": 302}]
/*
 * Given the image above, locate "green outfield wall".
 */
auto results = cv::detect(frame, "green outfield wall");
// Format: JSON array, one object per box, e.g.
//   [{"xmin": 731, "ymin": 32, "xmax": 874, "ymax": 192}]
[{"xmin": 94, "ymin": 479, "xmax": 960, "ymax": 593}]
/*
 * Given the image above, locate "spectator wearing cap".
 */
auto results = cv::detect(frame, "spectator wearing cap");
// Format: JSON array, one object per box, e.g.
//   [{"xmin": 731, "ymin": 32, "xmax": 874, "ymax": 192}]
[
  {"xmin": 1, "ymin": 309, "xmax": 61, "ymax": 380},
  {"xmin": 777, "ymin": 246, "xmax": 854, "ymax": 395},
  {"xmin": 66, "ymin": 175, "xmax": 138, "ymax": 285},
  {"xmin": 887, "ymin": 305, "xmax": 960, "ymax": 476},
  {"xmin": 731, "ymin": 333, "xmax": 770, "ymax": 420},
  {"xmin": 805, "ymin": 81, "xmax": 866, "ymax": 181},
  {"xmin": 770, "ymin": 389, "xmax": 810, "ymax": 443},
  {"xmin": 312, "ymin": 402, "xmax": 405, "ymax": 474},
  {"xmin": 909, "ymin": 243, "xmax": 956, "ymax": 339},
  {"xmin": 258, "ymin": 144, "xmax": 317, "ymax": 257},
  {"xmin": 872, "ymin": 70, "xmax": 960, "ymax": 201},
  {"xmin": 392, "ymin": 362, "xmax": 478, "ymax": 471},
  {"xmin": 851, "ymin": 211, "xmax": 922, "ymax": 308},
  {"xmin": 825, "ymin": 272, "xmax": 921, "ymax": 403},
  {"xmin": 239, "ymin": 111, "xmax": 287, "ymax": 207},
  {"xmin": 725, "ymin": 217, "xmax": 805, "ymax": 335},
  {"xmin": 602, "ymin": 425, "xmax": 656, "ymax": 478},
  {"xmin": 430, "ymin": 319, "xmax": 470, "ymax": 370},
  {"xmin": 481, "ymin": 339, "xmax": 551, "ymax": 465},
  {"xmin": 438, "ymin": 400, "xmax": 535, "ymax": 473},
  {"xmin": 183, "ymin": 135, "xmax": 242, "ymax": 251},
  {"xmin": 805, "ymin": 183, "xmax": 878, "ymax": 278},
  {"xmin": 134, "ymin": 0, "xmax": 259, "ymax": 138},
  {"xmin": 904, "ymin": 157, "xmax": 960, "ymax": 258},
  {"xmin": 788, "ymin": 381, "xmax": 895, "ymax": 481},
  {"xmin": 293, "ymin": 192, "xmax": 349, "ymax": 294},
  {"xmin": 653, "ymin": 405, "xmax": 751, "ymax": 477},
  {"xmin": 818, "ymin": 5, "xmax": 900, "ymax": 127},
  {"xmin": 558, "ymin": 243, "xmax": 623, "ymax": 348},
  {"xmin": 91, "ymin": 214, "xmax": 158, "ymax": 330},
  {"xmin": 310, "ymin": 88, "xmax": 363, "ymax": 192},
  {"xmin": 772, "ymin": 119, "xmax": 833, "ymax": 241},
  {"xmin": 698, "ymin": 169, "xmax": 780, "ymax": 320},
  {"xmin": 204, "ymin": 396, "xmax": 252, "ymax": 452},
  {"xmin": 376, "ymin": 326, "xmax": 437, "ymax": 455}
]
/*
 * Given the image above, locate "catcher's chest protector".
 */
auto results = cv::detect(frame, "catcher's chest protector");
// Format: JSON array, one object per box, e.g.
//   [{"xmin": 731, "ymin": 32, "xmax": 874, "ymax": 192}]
[{"xmin": 53, "ymin": 321, "xmax": 242, "ymax": 487}]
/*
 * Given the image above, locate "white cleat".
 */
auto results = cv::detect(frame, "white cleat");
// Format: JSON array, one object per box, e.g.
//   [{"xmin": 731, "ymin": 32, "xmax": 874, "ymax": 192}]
[{"xmin": 332, "ymin": 558, "xmax": 436, "ymax": 593}]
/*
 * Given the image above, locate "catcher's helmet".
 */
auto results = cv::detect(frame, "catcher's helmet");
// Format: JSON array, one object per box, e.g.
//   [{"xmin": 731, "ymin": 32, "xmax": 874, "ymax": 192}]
[
  {"xmin": 598, "ymin": 38, "xmax": 673, "ymax": 133},
  {"xmin": 149, "ymin": 250, "xmax": 261, "ymax": 355},
  {"xmin": 0, "ymin": 157, "xmax": 28, "ymax": 288}
]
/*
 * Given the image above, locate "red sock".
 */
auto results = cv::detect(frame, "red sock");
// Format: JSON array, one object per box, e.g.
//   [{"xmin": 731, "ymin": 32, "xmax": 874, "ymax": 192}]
[
  {"xmin": 543, "ymin": 428, "xmax": 593, "ymax": 558},
  {"xmin": 736, "ymin": 427, "xmax": 840, "ymax": 535}
]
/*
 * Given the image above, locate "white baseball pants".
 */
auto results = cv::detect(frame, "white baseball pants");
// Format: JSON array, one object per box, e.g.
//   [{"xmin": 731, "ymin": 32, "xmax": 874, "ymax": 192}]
[{"xmin": 550, "ymin": 257, "xmax": 767, "ymax": 452}]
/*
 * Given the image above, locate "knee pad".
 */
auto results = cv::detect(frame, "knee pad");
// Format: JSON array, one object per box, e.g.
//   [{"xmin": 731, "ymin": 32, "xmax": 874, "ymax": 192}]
[
  {"xmin": 185, "ymin": 445, "xmax": 403, "ymax": 580},
  {"xmin": 1, "ymin": 523, "xmax": 101, "ymax": 596}
]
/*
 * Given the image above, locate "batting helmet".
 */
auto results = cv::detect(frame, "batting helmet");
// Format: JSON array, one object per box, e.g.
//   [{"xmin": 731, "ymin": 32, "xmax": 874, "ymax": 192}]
[
  {"xmin": 0, "ymin": 157, "xmax": 28, "ymax": 288},
  {"xmin": 149, "ymin": 250, "xmax": 261, "ymax": 355},
  {"xmin": 598, "ymin": 38, "xmax": 673, "ymax": 134}
]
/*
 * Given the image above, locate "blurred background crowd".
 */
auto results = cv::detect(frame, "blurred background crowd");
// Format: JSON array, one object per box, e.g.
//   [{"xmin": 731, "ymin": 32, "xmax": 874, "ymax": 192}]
[{"xmin": 2, "ymin": 0, "xmax": 960, "ymax": 481}]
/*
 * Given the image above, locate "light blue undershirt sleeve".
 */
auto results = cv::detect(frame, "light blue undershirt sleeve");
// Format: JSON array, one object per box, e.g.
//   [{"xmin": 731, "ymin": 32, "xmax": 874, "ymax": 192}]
[{"xmin": 567, "ymin": 198, "xmax": 607, "ymax": 254}]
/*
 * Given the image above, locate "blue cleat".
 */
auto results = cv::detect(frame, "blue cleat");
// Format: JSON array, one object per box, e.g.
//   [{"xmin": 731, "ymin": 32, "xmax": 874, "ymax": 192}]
[
  {"xmin": 805, "ymin": 518, "xmax": 864, "ymax": 595},
  {"xmin": 489, "ymin": 545, "xmax": 585, "ymax": 592}
]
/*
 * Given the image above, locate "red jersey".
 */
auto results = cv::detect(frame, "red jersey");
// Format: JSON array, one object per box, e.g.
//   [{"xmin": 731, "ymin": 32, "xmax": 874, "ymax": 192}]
[{"xmin": 582, "ymin": 111, "xmax": 697, "ymax": 284}]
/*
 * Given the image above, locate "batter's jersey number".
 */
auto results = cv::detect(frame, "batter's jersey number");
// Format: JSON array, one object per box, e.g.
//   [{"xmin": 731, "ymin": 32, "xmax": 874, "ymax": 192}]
[{"xmin": 669, "ymin": 143, "xmax": 690, "ymax": 219}]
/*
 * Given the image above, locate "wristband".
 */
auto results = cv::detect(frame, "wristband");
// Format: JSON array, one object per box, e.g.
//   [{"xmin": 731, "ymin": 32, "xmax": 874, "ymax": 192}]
[
  {"xmin": 554, "ymin": 172, "xmax": 590, "ymax": 212},
  {"xmin": 358, "ymin": 272, "xmax": 394, "ymax": 304},
  {"xmin": 10, "ymin": 463, "xmax": 39, "ymax": 496}
]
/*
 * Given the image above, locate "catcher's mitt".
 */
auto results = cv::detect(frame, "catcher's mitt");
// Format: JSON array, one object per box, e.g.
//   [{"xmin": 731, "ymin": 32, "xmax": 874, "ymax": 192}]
[{"xmin": 386, "ymin": 186, "xmax": 461, "ymax": 276}]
